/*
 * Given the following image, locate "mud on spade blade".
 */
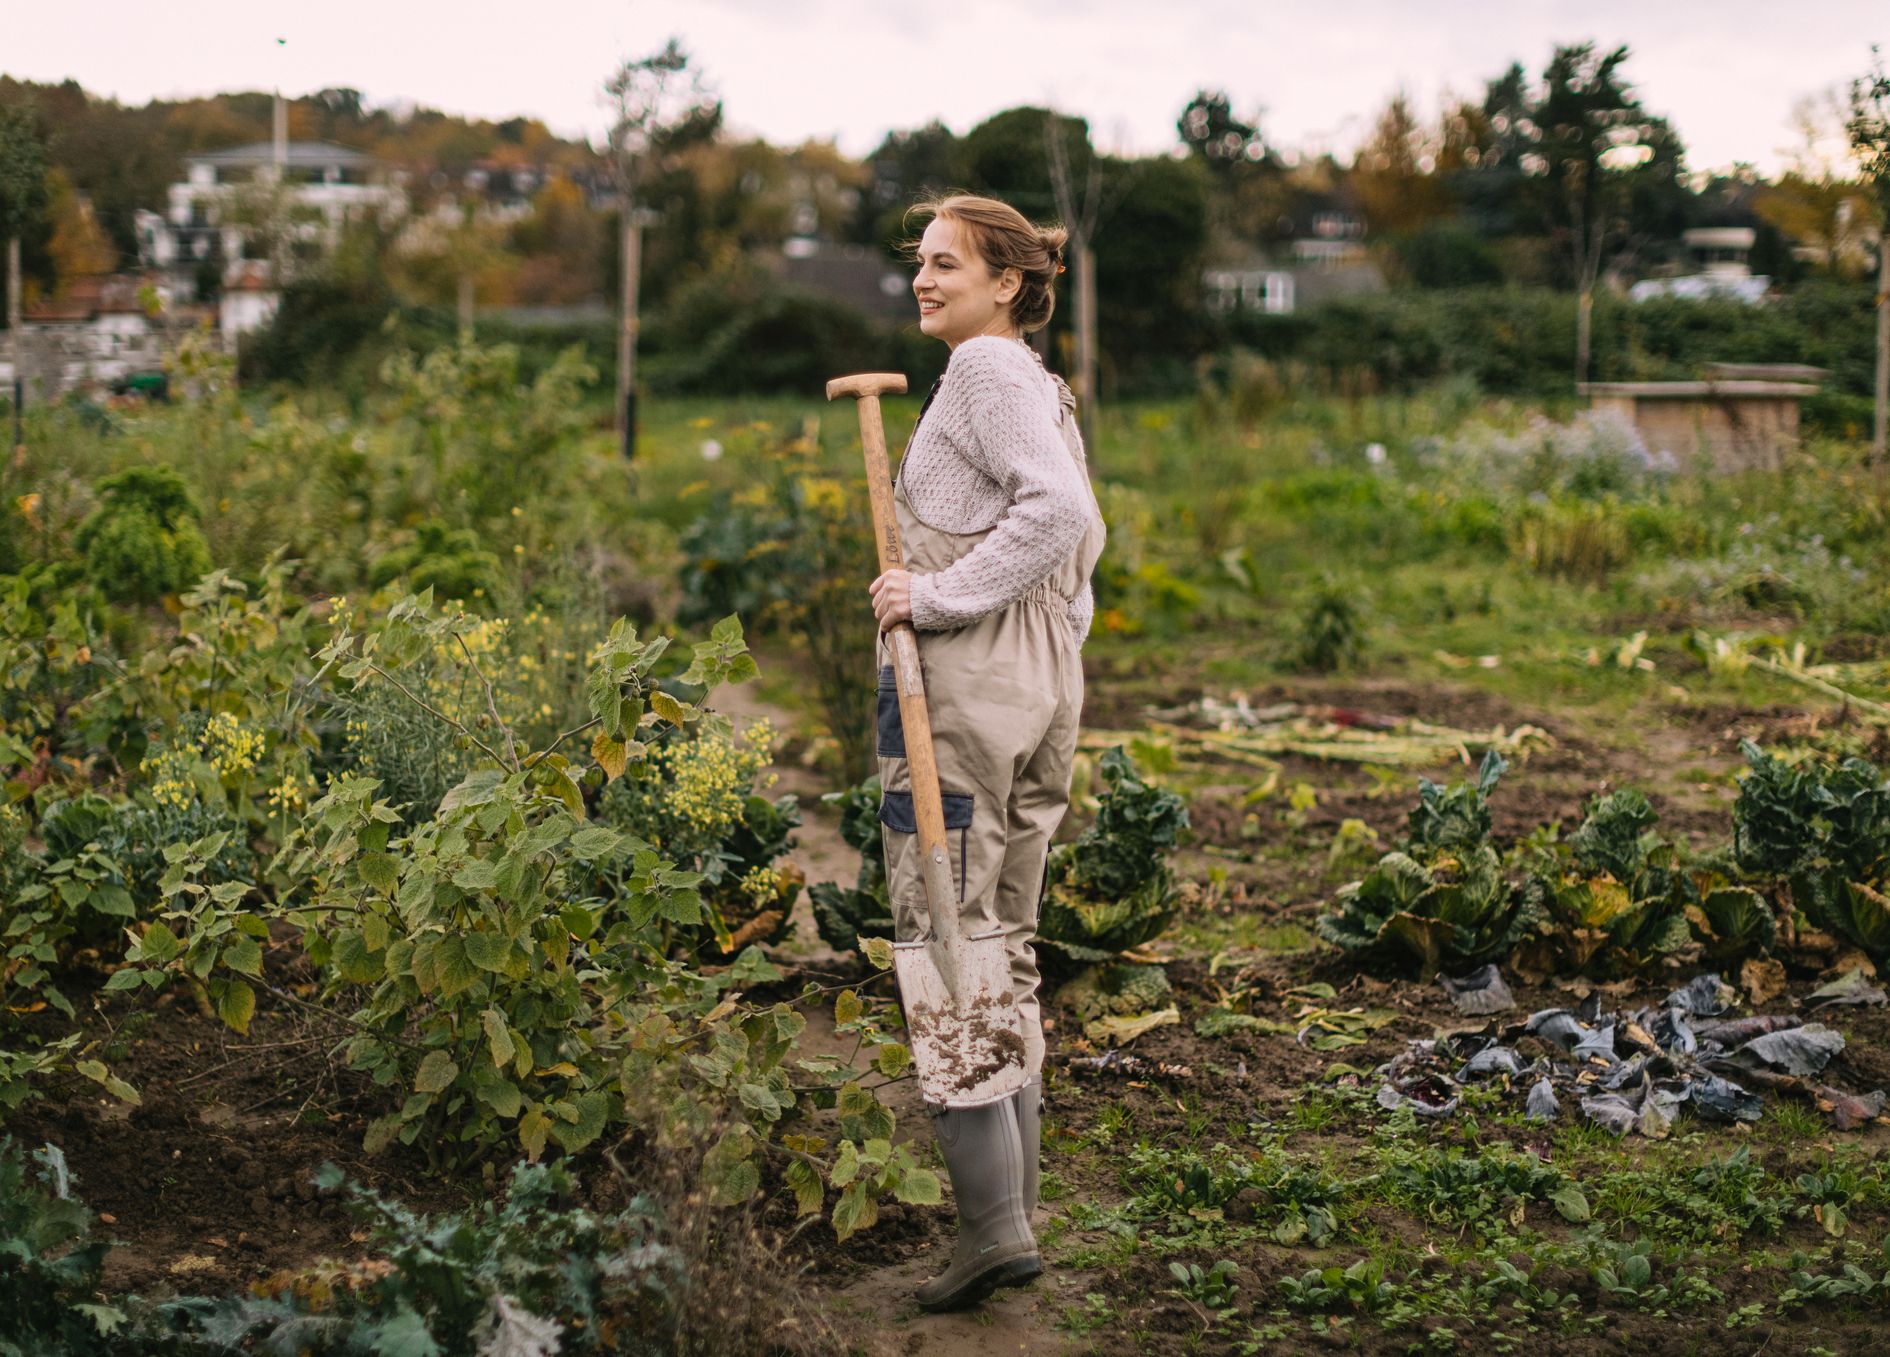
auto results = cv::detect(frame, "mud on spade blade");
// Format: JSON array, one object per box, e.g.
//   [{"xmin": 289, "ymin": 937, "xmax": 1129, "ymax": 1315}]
[{"xmin": 894, "ymin": 925, "xmax": 1029, "ymax": 1107}]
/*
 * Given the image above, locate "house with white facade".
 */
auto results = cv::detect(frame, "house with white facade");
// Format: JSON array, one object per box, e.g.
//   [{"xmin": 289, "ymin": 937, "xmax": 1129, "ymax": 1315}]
[{"xmin": 135, "ymin": 140, "xmax": 403, "ymax": 332}]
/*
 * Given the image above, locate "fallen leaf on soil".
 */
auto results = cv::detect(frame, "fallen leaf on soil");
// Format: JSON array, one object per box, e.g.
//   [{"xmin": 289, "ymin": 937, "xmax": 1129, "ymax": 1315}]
[
  {"xmin": 1740, "ymin": 957, "xmax": 1789, "ymax": 1007},
  {"xmin": 168, "ymin": 1255, "xmax": 218, "ymax": 1274},
  {"xmin": 1084, "ymin": 1007, "xmax": 1180, "ymax": 1044},
  {"xmin": 1807, "ymin": 968, "xmax": 1888, "ymax": 1010}
]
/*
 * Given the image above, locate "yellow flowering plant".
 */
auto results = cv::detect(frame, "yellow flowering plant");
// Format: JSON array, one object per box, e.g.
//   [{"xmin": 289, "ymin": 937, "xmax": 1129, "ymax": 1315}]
[{"xmin": 594, "ymin": 716, "xmax": 804, "ymax": 953}]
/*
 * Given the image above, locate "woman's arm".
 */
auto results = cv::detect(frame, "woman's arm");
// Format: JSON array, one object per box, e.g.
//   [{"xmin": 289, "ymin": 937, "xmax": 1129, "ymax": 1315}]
[{"xmin": 908, "ymin": 339, "xmax": 1089, "ymax": 631}]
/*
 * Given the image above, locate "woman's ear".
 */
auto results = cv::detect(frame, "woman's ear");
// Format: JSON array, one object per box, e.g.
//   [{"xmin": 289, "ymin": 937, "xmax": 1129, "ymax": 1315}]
[{"xmin": 995, "ymin": 266, "xmax": 1023, "ymax": 306}]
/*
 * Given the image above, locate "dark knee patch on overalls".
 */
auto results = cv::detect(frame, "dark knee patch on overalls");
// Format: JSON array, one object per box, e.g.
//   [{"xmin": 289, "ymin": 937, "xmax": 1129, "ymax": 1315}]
[
  {"xmin": 879, "ymin": 788, "xmax": 975, "ymax": 902},
  {"xmin": 876, "ymin": 665, "xmax": 904, "ymax": 757}
]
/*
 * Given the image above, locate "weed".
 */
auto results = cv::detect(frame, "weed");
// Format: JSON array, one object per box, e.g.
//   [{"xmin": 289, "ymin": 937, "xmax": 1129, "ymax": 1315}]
[{"xmin": 1168, "ymin": 1258, "xmax": 1242, "ymax": 1316}]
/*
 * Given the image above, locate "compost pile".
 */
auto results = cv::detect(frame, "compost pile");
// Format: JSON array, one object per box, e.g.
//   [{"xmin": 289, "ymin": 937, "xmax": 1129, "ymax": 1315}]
[{"xmin": 1373, "ymin": 969, "xmax": 1889, "ymax": 1136}]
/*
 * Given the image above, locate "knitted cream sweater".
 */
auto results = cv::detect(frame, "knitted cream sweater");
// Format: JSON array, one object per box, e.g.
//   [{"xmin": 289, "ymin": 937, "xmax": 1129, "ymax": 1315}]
[{"xmin": 899, "ymin": 336, "xmax": 1097, "ymax": 642}]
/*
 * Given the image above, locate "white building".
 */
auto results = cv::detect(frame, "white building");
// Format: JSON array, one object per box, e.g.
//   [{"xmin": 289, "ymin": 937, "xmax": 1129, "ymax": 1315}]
[
  {"xmin": 135, "ymin": 140, "xmax": 403, "ymax": 322},
  {"xmin": 1630, "ymin": 227, "xmax": 1772, "ymax": 304},
  {"xmin": 16, "ymin": 274, "xmax": 177, "ymax": 398}
]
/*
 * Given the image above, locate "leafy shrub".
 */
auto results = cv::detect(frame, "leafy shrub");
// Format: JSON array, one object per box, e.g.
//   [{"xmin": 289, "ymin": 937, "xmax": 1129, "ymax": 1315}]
[
  {"xmin": 1734, "ymin": 740, "xmax": 1890, "ymax": 963},
  {"xmin": 595, "ymin": 718, "xmax": 802, "ymax": 951},
  {"xmin": 367, "ymin": 518, "xmax": 501, "ymax": 600},
  {"xmin": 1317, "ymin": 752, "xmax": 1538, "ymax": 974},
  {"xmin": 72, "ymin": 465, "xmax": 212, "ymax": 605},
  {"xmin": 675, "ymin": 429, "xmax": 879, "ymax": 778},
  {"xmin": 642, "ymin": 267, "xmax": 888, "ymax": 395},
  {"xmin": 1293, "ymin": 583, "xmax": 1364, "ymax": 671},
  {"xmin": 1039, "ymin": 748, "xmax": 1189, "ymax": 965}
]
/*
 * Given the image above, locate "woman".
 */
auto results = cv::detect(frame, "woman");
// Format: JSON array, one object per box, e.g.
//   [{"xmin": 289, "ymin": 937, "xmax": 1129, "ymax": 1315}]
[{"xmin": 868, "ymin": 193, "xmax": 1105, "ymax": 1311}]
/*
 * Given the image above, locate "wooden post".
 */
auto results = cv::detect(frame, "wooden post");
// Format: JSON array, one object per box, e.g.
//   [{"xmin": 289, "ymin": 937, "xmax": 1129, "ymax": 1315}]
[
  {"xmin": 1876, "ymin": 232, "xmax": 1889, "ymax": 471},
  {"xmin": 7, "ymin": 236, "xmax": 20, "ymax": 456},
  {"xmin": 457, "ymin": 273, "xmax": 474, "ymax": 340},
  {"xmin": 1074, "ymin": 239, "xmax": 1098, "ymax": 454},
  {"xmin": 616, "ymin": 209, "xmax": 644, "ymax": 459}
]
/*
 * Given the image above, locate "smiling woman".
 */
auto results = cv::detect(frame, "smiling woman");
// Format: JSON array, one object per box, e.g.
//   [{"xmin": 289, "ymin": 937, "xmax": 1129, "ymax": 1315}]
[{"xmin": 868, "ymin": 191, "xmax": 1104, "ymax": 1313}]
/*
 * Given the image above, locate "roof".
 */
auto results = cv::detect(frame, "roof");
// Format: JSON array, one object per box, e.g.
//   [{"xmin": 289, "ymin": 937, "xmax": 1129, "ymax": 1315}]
[
  {"xmin": 188, "ymin": 140, "xmax": 376, "ymax": 169},
  {"xmin": 769, "ymin": 244, "xmax": 914, "ymax": 323},
  {"xmin": 24, "ymin": 274, "xmax": 153, "ymax": 323}
]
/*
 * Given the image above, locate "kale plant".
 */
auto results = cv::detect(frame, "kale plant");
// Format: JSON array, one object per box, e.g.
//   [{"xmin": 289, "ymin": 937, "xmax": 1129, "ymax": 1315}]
[
  {"xmin": 1039, "ymin": 748, "xmax": 1189, "ymax": 963},
  {"xmin": 1734, "ymin": 741, "xmax": 1890, "ymax": 963},
  {"xmin": 808, "ymin": 775, "xmax": 894, "ymax": 956},
  {"xmin": 1319, "ymin": 752, "xmax": 1537, "ymax": 974}
]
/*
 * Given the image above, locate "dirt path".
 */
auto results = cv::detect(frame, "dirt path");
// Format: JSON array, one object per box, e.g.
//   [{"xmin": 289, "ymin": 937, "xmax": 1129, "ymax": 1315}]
[{"xmin": 719, "ymin": 673, "xmax": 1088, "ymax": 1355}]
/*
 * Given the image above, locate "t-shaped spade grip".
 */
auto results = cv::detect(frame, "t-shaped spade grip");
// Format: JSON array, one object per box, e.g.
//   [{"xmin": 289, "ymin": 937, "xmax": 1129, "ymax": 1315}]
[{"xmin": 825, "ymin": 372, "xmax": 908, "ymax": 401}]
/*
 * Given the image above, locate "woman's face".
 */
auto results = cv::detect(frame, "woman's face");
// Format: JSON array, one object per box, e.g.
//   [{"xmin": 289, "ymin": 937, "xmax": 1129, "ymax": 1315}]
[{"xmin": 913, "ymin": 215, "xmax": 1021, "ymax": 348}]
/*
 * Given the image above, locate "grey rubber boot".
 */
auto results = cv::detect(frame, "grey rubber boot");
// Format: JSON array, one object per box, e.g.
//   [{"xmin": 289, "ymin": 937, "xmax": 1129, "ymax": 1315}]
[
  {"xmin": 1016, "ymin": 1078, "xmax": 1042, "ymax": 1218},
  {"xmin": 915, "ymin": 1099, "xmax": 1041, "ymax": 1312}
]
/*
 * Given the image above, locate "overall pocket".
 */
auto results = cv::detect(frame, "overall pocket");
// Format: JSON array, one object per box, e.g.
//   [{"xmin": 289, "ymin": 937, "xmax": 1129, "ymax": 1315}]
[
  {"xmin": 875, "ymin": 665, "xmax": 905, "ymax": 758},
  {"xmin": 878, "ymin": 788, "xmax": 975, "ymax": 902}
]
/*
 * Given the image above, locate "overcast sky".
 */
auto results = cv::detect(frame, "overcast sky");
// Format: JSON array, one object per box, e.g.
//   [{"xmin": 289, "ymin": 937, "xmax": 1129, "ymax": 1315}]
[{"xmin": 4, "ymin": 0, "xmax": 1880, "ymax": 173}]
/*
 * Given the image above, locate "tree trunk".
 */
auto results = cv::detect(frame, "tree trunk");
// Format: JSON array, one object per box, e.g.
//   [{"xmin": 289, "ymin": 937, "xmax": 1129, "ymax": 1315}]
[
  {"xmin": 457, "ymin": 273, "xmax": 475, "ymax": 341},
  {"xmin": 7, "ymin": 236, "xmax": 20, "ymax": 456},
  {"xmin": 1074, "ymin": 239, "xmax": 1099, "ymax": 454},
  {"xmin": 617, "ymin": 210, "xmax": 642, "ymax": 459},
  {"xmin": 1575, "ymin": 287, "xmax": 1594, "ymax": 391},
  {"xmin": 1876, "ymin": 232, "xmax": 1889, "ymax": 471}
]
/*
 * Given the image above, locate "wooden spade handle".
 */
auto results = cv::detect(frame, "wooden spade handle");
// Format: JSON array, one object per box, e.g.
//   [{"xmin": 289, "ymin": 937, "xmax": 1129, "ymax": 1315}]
[{"xmin": 825, "ymin": 373, "xmax": 964, "ymax": 970}]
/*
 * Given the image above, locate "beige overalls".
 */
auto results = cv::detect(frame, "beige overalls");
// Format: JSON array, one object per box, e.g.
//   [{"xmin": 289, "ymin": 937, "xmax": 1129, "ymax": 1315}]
[{"xmin": 877, "ymin": 379, "xmax": 1106, "ymax": 1084}]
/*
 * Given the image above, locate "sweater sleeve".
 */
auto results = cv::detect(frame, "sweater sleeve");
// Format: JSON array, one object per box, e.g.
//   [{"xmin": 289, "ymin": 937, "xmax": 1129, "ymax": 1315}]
[{"xmin": 907, "ymin": 339, "xmax": 1090, "ymax": 631}]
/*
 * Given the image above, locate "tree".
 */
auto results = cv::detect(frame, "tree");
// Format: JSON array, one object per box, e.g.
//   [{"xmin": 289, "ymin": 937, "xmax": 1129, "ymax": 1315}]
[
  {"xmin": 1350, "ymin": 93, "xmax": 1456, "ymax": 236},
  {"xmin": 1046, "ymin": 112, "xmax": 1104, "ymax": 452},
  {"xmin": 1178, "ymin": 90, "xmax": 1265, "ymax": 169},
  {"xmin": 601, "ymin": 39, "xmax": 721, "ymax": 457},
  {"xmin": 856, "ymin": 120, "xmax": 959, "ymax": 254},
  {"xmin": 1848, "ymin": 46, "xmax": 1890, "ymax": 464},
  {"xmin": 0, "ymin": 96, "xmax": 50, "ymax": 451},
  {"xmin": 1473, "ymin": 44, "xmax": 1682, "ymax": 384}
]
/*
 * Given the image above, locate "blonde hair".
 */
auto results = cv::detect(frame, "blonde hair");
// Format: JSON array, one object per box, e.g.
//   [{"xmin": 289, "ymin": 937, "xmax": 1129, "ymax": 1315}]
[{"xmin": 905, "ymin": 193, "xmax": 1068, "ymax": 333}]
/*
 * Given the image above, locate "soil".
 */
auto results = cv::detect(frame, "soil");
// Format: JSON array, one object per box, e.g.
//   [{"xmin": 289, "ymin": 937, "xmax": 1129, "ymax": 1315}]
[
  {"xmin": 11, "ymin": 663, "xmax": 1890, "ymax": 1355},
  {"xmin": 10, "ymin": 985, "xmax": 468, "ymax": 1296}
]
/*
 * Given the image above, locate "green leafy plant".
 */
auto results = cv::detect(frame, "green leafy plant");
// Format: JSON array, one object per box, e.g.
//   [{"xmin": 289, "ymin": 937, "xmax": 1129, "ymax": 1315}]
[
  {"xmin": 181, "ymin": 1160, "xmax": 696, "ymax": 1354},
  {"xmin": 1317, "ymin": 754, "xmax": 1536, "ymax": 973},
  {"xmin": 1038, "ymin": 748, "xmax": 1189, "ymax": 965},
  {"xmin": 807, "ymin": 775, "xmax": 894, "ymax": 956},
  {"xmin": 594, "ymin": 717, "xmax": 801, "ymax": 953},
  {"xmin": 1278, "ymin": 1257, "xmax": 1401, "ymax": 1313},
  {"xmin": 72, "ymin": 465, "xmax": 213, "ymax": 605},
  {"xmin": 367, "ymin": 517, "xmax": 501, "ymax": 600},
  {"xmin": 1293, "ymin": 582, "xmax": 1364, "ymax": 671},
  {"xmin": 1167, "ymin": 1258, "xmax": 1241, "ymax": 1317},
  {"xmin": 1521, "ymin": 788, "xmax": 1701, "ymax": 974},
  {"xmin": 1734, "ymin": 740, "xmax": 1890, "ymax": 963},
  {"xmin": 0, "ymin": 1139, "xmax": 128, "ymax": 1355}
]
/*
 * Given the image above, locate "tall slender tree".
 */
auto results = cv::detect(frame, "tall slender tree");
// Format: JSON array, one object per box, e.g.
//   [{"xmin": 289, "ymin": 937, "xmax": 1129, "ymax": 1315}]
[
  {"xmin": 602, "ymin": 40, "xmax": 720, "ymax": 458},
  {"xmin": 1046, "ymin": 112, "xmax": 1103, "ymax": 452},
  {"xmin": 1532, "ymin": 44, "xmax": 1666, "ymax": 387},
  {"xmin": 0, "ymin": 98, "xmax": 50, "ymax": 453},
  {"xmin": 1849, "ymin": 47, "xmax": 1890, "ymax": 466}
]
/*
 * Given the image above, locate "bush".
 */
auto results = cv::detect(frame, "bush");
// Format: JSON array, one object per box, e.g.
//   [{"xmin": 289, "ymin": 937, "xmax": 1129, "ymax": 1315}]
[
  {"xmin": 367, "ymin": 518, "xmax": 502, "ymax": 600},
  {"xmin": 643, "ymin": 268, "xmax": 889, "ymax": 395},
  {"xmin": 72, "ymin": 466, "xmax": 212, "ymax": 605}
]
